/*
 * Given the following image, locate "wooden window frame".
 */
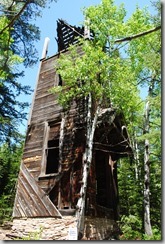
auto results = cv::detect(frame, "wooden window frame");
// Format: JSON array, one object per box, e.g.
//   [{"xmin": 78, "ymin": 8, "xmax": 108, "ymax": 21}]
[{"xmin": 39, "ymin": 121, "xmax": 60, "ymax": 179}]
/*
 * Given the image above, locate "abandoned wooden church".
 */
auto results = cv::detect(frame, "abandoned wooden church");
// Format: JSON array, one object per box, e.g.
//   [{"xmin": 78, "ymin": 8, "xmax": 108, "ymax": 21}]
[{"xmin": 13, "ymin": 19, "xmax": 132, "ymax": 240}]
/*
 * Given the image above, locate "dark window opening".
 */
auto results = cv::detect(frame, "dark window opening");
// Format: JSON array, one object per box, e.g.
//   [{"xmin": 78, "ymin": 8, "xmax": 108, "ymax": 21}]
[
  {"xmin": 46, "ymin": 139, "xmax": 59, "ymax": 174},
  {"xmin": 58, "ymin": 74, "xmax": 62, "ymax": 86},
  {"xmin": 95, "ymin": 151, "xmax": 113, "ymax": 208},
  {"xmin": 49, "ymin": 183, "xmax": 59, "ymax": 207}
]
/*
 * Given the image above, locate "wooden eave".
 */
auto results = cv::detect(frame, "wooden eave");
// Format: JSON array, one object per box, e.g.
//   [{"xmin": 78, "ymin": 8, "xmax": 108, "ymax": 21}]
[{"xmin": 95, "ymin": 108, "xmax": 133, "ymax": 160}]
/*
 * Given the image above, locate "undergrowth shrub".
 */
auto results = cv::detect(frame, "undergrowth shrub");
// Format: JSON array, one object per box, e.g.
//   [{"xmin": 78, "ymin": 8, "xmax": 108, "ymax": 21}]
[
  {"xmin": 119, "ymin": 215, "xmax": 161, "ymax": 240},
  {"xmin": 118, "ymin": 215, "xmax": 142, "ymax": 240}
]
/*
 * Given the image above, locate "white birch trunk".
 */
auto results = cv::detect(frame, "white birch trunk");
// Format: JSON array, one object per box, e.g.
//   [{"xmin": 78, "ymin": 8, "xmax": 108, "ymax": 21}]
[
  {"xmin": 135, "ymin": 137, "xmax": 140, "ymax": 180},
  {"xmin": 58, "ymin": 114, "xmax": 66, "ymax": 209},
  {"xmin": 76, "ymin": 93, "xmax": 101, "ymax": 238},
  {"xmin": 144, "ymin": 101, "xmax": 153, "ymax": 236},
  {"xmin": 132, "ymin": 132, "xmax": 140, "ymax": 181},
  {"xmin": 59, "ymin": 115, "xmax": 66, "ymax": 171}
]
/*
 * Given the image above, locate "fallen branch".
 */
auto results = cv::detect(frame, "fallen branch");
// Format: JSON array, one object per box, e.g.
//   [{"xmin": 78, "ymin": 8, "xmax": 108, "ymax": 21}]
[{"xmin": 6, "ymin": 233, "xmax": 22, "ymax": 240}]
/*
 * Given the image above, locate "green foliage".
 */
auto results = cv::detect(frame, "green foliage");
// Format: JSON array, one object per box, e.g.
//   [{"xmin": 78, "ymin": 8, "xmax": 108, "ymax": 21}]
[
  {"xmin": 143, "ymin": 227, "xmax": 161, "ymax": 240},
  {"xmin": 118, "ymin": 158, "xmax": 143, "ymax": 217},
  {"xmin": 119, "ymin": 214, "xmax": 143, "ymax": 240},
  {"xmin": 52, "ymin": 31, "xmax": 142, "ymax": 124},
  {"xmin": 0, "ymin": 0, "xmax": 58, "ymax": 143},
  {"xmin": 119, "ymin": 214, "xmax": 161, "ymax": 240},
  {"xmin": 51, "ymin": 41, "xmax": 114, "ymax": 107},
  {"xmin": 0, "ymin": 0, "xmax": 58, "ymax": 67},
  {"xmin": 83, "ymin": 0, "xmax": 127, "ymax": 46},
  {"xmin": 0, "ymin": 8, "xmax": 29, "ymax": 143},
  {"xmin": 51, "ymin": 0, "xmax": 160, "ymax": 128},
  {"xmin": 0, "ymin": 142, "xmax": 23, "ymax": 223},
  {"xmin": 0, "ymin": 16, "xmax": 23, "ymax": 80}
]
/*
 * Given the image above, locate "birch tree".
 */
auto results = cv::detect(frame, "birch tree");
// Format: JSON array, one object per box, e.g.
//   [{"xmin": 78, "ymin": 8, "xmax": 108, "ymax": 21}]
[
  {"xmin": 143, "ymin": 100, "xmax": 152, "ymax": 236},
  {"xmin": 121, "ymin": 1, "xmax": 161, "ymax": 238}
]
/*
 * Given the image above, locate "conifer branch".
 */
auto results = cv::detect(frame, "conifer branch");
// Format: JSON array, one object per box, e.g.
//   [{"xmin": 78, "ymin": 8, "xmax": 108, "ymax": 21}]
[{"xmin": 0, "ymin": 0, "xmax": 31, "ymax": 35}]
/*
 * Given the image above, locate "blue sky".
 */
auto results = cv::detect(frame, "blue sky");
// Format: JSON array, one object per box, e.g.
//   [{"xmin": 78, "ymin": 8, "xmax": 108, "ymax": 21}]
[{"xmin": 19, "ymin": 0, "xmax": 156, "ymax": 133}]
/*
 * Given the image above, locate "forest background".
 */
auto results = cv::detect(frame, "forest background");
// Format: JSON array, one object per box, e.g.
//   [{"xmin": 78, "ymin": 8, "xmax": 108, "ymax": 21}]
[{"xmin": 0, "ymin": 0, "xmax": 161, "ymax": 240}]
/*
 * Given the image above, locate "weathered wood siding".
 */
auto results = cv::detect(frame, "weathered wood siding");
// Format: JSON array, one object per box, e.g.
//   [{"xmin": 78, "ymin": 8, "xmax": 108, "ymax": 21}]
[
  {"xmin": 13, "ymin": 163, "xmax": 62, "ymax": 218},
  {"xmin": 30, "ymin": 55, "xmax": 61, "ymax": 125},
  {"xmin": 13, "ymin": 54, "xmax": 62, "ymax": 217},
  {"xmin": 13, "ymin": 50, "xmax": 85, "ymax": 217}
]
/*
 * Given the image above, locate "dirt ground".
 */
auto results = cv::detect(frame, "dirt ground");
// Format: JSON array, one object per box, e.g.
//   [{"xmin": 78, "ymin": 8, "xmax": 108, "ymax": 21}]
[
  {"xmin": 0, "ymin": 228, "xmax": 12, "ymax": 240},
  {"xmin": 0, "ymin": 222, "xmax": 14, "ymax": 240}
]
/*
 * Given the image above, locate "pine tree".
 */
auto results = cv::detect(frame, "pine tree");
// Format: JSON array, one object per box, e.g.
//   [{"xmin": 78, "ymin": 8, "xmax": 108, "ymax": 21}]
[
  {"xmin": 0, "ymin": 0, "xmax": 58, "ymax": 143},
  {"xmin": 0, "ymin": 142, "xmax": 23, "ymax": 223}
]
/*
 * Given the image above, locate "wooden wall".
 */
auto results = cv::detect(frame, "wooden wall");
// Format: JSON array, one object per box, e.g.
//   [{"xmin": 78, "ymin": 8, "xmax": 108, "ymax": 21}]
[{"xmin": 13, "ymin": 50, "xmax": 86, "ymax": 218}]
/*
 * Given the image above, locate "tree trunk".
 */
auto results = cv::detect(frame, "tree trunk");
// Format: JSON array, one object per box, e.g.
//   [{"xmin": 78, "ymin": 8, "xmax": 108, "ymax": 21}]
[
  {"xmin": 58, "ymin": 114, "xmax": 66, "ymax": 209},
  {"xmin": 76, "ymin": 93, "xmax": 101, "ymax": 239},
  {"xmin": 59, "ymin": 115, "xmax": 66, "ymax": 171},
  {"xmin": 132, "ymin": 132, "xmax": 140, "ymax": 181},
  {"xmin": 143, "ymin": 101, "xmax": 153, "ymax": 236}
]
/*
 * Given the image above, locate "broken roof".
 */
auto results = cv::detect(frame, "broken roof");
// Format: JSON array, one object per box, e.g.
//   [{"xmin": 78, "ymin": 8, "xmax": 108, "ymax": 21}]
[{"xmin": 56, "ymin": 19, "xmax": 94, "ymax": 52}]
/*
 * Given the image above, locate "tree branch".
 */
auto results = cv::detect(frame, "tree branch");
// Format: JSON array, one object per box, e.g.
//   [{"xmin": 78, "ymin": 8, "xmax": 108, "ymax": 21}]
[
  {"xmin": 0, "ymin": 0, "xmax": 31, "ymax": 35},
  {"xmin": 115, "ymin": 25, "xmax": 161, "ymax": 43}
]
